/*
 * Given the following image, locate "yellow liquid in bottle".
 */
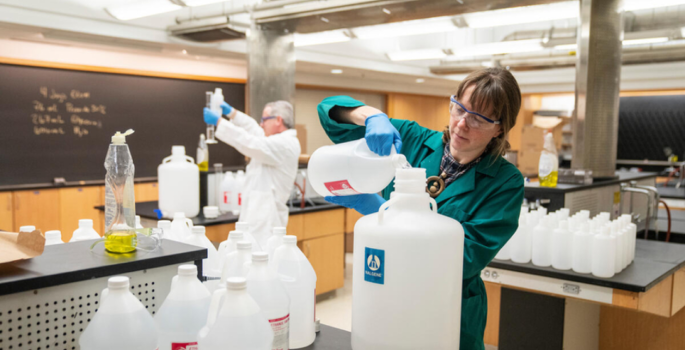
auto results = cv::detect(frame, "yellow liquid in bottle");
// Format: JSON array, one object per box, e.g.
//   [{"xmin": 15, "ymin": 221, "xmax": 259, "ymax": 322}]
[
  {"xmin": 198, "ymin": 160, "xmax": 209, "ymax": 172},
  {"xmin": 105, "ymin": 230, "xmax": 137, "ymax": 253},
  {"xmin": 539, "ymin": 170, "xmax": 559, "ymax": 187}
]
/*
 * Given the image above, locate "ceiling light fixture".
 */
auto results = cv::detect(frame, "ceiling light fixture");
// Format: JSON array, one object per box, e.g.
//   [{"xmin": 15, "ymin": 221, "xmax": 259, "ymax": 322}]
[
  {"xmin": 179, "ymin": 0, "xmax": 227, "ymax": 7},
  {"xmin": 294, "ymin": 30, "xmax": 351, "ymax": 47},
  {"xmin": 105, "ymin": 0, "xmax": 182, "ymax": 21},
  {"xmin": 622, "ymin": 37, "xmax": 669, "ymax": 46},
  {"xmin": 415, "ymin": 78, "xmax": 425, "ymax": 83},
  {"xmin": 387, "ymin": 49, "xmax": 448, "ymax": 61},
  {"xmin": 353, "ymin": 17, "xmax": 457, "ymax": 40},
  {"xmin": 452, "ymin": 39, "xmax": 543, "ymax": 58},
  {"xmin": 181, "ymin": 49, "xmax": 188, "ymax": 54},
  {"xmin": 554, "ymin": 43, "xmax": 577, "ymax": 50},
  {"xmin": 624, "ymin": 0, "xmax": 685, "ymax": 11},
  {"xmin": 331, "ymin": 69, "xmax": 343, "ymax": 74},
  {"xmin": 461, "ymin": 1, "xmax": 578, "ymax": 28}
]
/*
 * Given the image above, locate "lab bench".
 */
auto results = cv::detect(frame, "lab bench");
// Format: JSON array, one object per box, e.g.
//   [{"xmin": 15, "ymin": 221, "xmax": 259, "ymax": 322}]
[{"xmin": 483, "ymin": 239, "xmax": 685, "ymax": 350}]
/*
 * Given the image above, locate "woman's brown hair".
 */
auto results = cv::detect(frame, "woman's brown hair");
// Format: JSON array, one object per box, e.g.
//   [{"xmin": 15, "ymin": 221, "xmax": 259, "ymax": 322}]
[{"xmin": 443, "ymin": 67, "xmax": 522, "ymax": 159}]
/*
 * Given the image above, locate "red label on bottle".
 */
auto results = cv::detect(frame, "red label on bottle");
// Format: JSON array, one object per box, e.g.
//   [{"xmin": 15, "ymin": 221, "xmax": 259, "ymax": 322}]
[
  {"xmin": 238, "ymin": 193, "xmax": 242, "ymax": 206},
  {"xmin": 269, "ymin": 314, "xmax": 290, "ymax": 350},
  {"xmin": 223, "ymin": 191, "xmax": 231, "ymax": 205},
  {"xmin": 324, "ymin": 180, "xmax": 360, "ymax": 196},
  {"xmin": 171, "ymin": 342, "xmax": 198, "ymax": 350}
]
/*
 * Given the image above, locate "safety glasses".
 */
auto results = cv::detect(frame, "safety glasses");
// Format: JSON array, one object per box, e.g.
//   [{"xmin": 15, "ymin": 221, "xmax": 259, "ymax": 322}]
[
  {"xmin": 260, "ymin": 116, "xmax": 278, "ymax": 125},
  {"xmin": 449, "ymin": 95, "xmax": 500, "ymax": 130}
]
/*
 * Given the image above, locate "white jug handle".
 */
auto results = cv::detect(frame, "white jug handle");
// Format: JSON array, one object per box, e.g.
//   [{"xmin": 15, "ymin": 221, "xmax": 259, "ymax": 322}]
[
  {"xmin": 184, "ymin": 218, "xmax": 193, "ymax": 229},
  {"xmin": 377, "ymin": 196, "xmax": 401, "ymax": 224},
  {"xmin": 355, "ymin": 138, "xmax": 397, "ymax": 159},
  {"xmin": 162, "ymin": 155, "xmax": 173, "ymax": 164},
  {"xmin": 184, "ymin": 155, "xmax": 195, "ymax": 164},
  {"xmin": 428, "ymin": 197, "xmax": 438, "ymax": 213},
  {"xmin": 206, "ymin": 287, "xmax": 226, "ymax": 328}
]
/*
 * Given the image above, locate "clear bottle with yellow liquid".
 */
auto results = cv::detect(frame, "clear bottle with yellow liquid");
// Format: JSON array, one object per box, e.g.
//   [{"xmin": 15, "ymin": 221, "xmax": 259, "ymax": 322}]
[
  {"xmin": 104, "ymin": 129, "xmax": 138, "ymax": 253},
  {"xmin": 539, "ymin": 131, "xmax": 559, "ymax": 187},
  {"xmin": 197, "ymin": 133, "xmax": 209, "ymax": 172}
]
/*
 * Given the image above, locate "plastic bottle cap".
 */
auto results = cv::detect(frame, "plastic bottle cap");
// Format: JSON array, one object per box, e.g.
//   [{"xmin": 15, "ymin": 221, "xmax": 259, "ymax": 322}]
[
  {"xmin": 172, "ymin": 146, "xmax": 186, "ymax": 156},
  {"xmin": 135, "ymin": 215, "xmax": 141, "ymax": 224},
  {"xmin": 45, "ymin": 230, "xmax": 62, "ymax": 240},
  {"xmin": 237, "ymin": 241, "xmax": 252, "ymax": 250},
  {"xmin": 252, "ymin": 252, "xmax": 268, "ymax": 262},
  {"xmin": 192, "ymin": 226, "xmax": 206, "ymax": 235},
  {"xmin": 157, "ymin": 220, "xmax": 171, "ymax": 229},
  {"xmin": 214, "ymin": 87, "xmax": 223, "ymax": 95},
  {"xmin": 108, "ymin": 276, "xmax": 130, "ymax": 289},
  {"xmin": 111, "ymin": 129, "xmax": 134, "ymax": 144},
  {"xmin": 78, "ymin": 219, "xmax": 93, "ymax": 228},
  {"xmin": 173, "ymin": 212, "xmax": 186, "ymax": 219},
  {"xmin": 226, "ymin": 277, "xmax": 246, "ymax": 290},
  {"xmin": 19, "ymin": 225, "xmax": 36, "ymax": 232},
  {"xmin": 203, "ymin": 206, "xmax": 219, "ymax": 218},
  {"xmin": 228, "ymin": 231, "xmax": 244, "ymax": 239},
  {"xmin": 273, "ymin": 227, "xmax": 287, "ymax": 235},
  {"xmin": 236, "ymin": 222, "xmax": 249, "ymax": 232},
  {"xmin": 178, "ymin": 265, "xmax": 197, "ymax": 276},
  {"xmin": 283, "ymin": 235, "xmax": 297, "ymax": 244},
  {"xmin": 395, "ymin": 168, "xmax": 426, "ymax": 181}
]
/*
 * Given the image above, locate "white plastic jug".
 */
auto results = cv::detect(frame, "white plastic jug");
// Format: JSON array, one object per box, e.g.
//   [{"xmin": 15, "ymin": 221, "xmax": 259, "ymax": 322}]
[
  {"xmin": 532, "ymin": 216, "xmax": 553, "ymax": 267},
  {"xmin": 79, "ymin": 276, "xmax": 158, "ymax": 350},
  {"xmin": 182, "ymin": 226, "xmax": 221, "ymax": 278},
  {"xmin": 155, "ymin": 265, "xmax": 211, "ymax": 350},
  {"xmin": 494, "ymin": 238, "xmax": 512, "ymax": 260},
  {"xmin": 272, "ymin": 235, "xmax": 317, "ymax": 349},
  {"xmin": 352, "ymin": 168, "xmax": 463, "ymax": 350},
  {"xmin": 45, "ymin": 230, "xmax": 64, "ymax": 245},
  {"xmin": 308, "ymin": 139, "xmax": 409, "ymax": 197},
  {"xmin": 135, "ymin": 215, "xmax": 144, "ymax": 229},
  {"xmin": 234, "ymin": 170, "xmax": 246, "ymax": 215},
  {"xmin": 218, "ymin": 230, "xmax": 245, "ymax": 271},
  {"xmin": 220, "ymin": 171, "xmax": 237, "ymax": 213},
  {"xmin": 222, "ymin": 241, "xmax": 253, "ymax": 284},
  {"xmin": 171, "ymin": 212, "xmax": 193, "ymax": 241},
  {"xmin": 197, "ymin": 277, "xmax": 274, "ymax": 350},
  {"xmin": 266, "ymin": 227, "xmax": 287, "ymax": 262},
  {"xmin": 236, "ymin": 221, "xmax": 261, "ymax": 252},
  {"xmin": 592, "ymin": 225, "xmax": 616, "ymax": 278},
  {"xmin": 157, "ymin": 220, "xmax": 172, "ymax": 240},
  {"xmin": 551, "ymin": 220, "xmax": 573, "ymax": 270},
  {"xmin": 159, "ymin": 146, "xmax": 200, "ymax": 218},
  {"xmin": 247, "ymin": 252, "xmax": 291, "ymax": 350},
  {"xmin": 70, "ymin": 219, "xmax": 100, "ymax": 242}
]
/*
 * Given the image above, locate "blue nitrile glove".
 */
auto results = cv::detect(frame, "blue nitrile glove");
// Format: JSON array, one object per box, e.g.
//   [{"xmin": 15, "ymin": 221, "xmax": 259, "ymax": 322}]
[
  {"xmin": 365, "ymin": 113, "xmax": 402, "ymax": 156},
  {"xmin": 325, "ymin": 194, "xmax": 386, "ymax": 216},
  {"xmin": 220, "ymin": 101, "xmax": 233, "ymax": 115},
  {"xmin": 204, "ymin": 107, "xmax": 220, "ymax": 126}
]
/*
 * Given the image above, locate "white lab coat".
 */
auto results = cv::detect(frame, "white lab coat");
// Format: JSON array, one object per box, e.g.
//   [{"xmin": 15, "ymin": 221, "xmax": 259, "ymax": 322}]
[{"xmin": 215, "ymin": 111, "xmax": 300, "ymax": 251}]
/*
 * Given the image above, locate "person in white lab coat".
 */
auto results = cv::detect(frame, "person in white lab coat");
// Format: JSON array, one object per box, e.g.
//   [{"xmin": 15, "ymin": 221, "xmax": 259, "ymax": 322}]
[{"xmin": 204, "ymin": 100, "xmax": 300, "ymax": 251}]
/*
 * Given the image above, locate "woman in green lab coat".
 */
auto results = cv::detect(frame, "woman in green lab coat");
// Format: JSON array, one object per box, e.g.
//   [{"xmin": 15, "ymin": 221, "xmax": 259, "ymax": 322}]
[{"xmin": 319, "ymin": 67, "xmax": 524, "ymax": 350}]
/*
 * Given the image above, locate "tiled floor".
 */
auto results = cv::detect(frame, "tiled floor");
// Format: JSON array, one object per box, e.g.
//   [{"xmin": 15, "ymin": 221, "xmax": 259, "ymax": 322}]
[{"xmin": 315, "ymin": 253, "xmax": 498, "ymax": 350}]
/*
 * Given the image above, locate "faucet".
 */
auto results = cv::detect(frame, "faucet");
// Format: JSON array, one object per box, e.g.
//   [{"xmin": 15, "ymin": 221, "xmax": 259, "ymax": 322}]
[
  {"xmin": 621, "ymin": 183, "xmax": 653, "ymax": 239},
  {"xmin": 631, "ymin": 182, "xmax": 660, "ymax": 239}
]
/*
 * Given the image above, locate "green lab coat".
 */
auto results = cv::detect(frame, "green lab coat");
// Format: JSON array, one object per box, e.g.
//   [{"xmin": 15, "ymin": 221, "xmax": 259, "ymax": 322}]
[{"xmin": 318, "ymin": 96, "xmax": 524, "ymax": 350}]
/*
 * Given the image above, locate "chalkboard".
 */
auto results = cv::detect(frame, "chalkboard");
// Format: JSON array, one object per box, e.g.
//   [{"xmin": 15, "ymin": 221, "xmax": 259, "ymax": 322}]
[{"xmin": 0, "ymin": 63, "xmax": 246, "ymax": 186}]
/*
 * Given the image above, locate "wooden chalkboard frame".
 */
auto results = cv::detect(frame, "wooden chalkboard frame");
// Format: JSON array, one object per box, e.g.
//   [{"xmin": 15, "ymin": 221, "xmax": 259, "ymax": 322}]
[{"xmin": 0, "ymin": 57, "xmax": 248, "ymax": 186}]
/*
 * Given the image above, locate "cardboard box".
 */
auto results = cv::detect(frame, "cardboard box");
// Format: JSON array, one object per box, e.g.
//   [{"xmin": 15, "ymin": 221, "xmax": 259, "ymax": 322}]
[{"xmin": 518, "ymin": 124, "xmax": 564, "ymax": 176}]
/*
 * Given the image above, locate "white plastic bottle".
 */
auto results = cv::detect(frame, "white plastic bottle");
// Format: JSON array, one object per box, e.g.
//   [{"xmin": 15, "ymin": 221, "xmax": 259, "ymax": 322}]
[
  {"xmin": 220, "ymin": 171, "xmax": 236, "ymax": 214},
  {"xmin": 218, "ymin": 230, "xmax": 245, "ymax": 271},
  {"xmin": 234, "ymin": 170, "xmax": 246, "ymax": 215},
  {"xmin": 135, "ymin": 215, "xmax": 144, "ymax": 229},
  {"xmin": 572, "ymin": 222, "xmax": 593, "ymax": 274},
  {"xmin": 266, "ymin": 227, "xmax": 287, "ymax": 261},
  {"xmin": 197, "ymin": 277, "xmax": 274, "ymax": 350},
  {"xmin": 236, "ymin": 221, "xmax": 261, "ymax": 252},
  {"xmin": 532, "ymin": 216, "xmax": 553, "ymax": 267},
  {"xmin": 79, "ymin": 276, "xmax": 158, "ymax": 350},
  {"xmin": 155, "ymin": 265, "xmax": 211, "ymax": 350},
  {"xmin": 70, "ymin": 219, "xmax": 100, "ymax": 242},
  {"xmin": 592, "ymin": 225, "xmax": 616, "ymax": 278},
  {"xmin": 247, "ymin": 252, "xmax": 291, "ymax": 350},
  {"xmin": 158, "ymin": 146, "xmax": 201, "ymax": 218},
  {"xmin": 157, "ymin": 220, "xmax": 172, "ymax": 240},
  {"xmin": 611, "ymin": 221, "xmax": 624, "ymax": 274},
  {"xmin": 103, "ymin": 130, "xmax": 137, "ymax": 253},
  {"xmin": 273, "ymin": 235, "xmax": 317, "ymax": 349},
  {"xmin": 622, "ymin": 214, "xmax": 637, "ymax": 265},
  {"xmin": 45, "ymin": 230, "xmax": 64, "ymax": 245},
  {"xmin": 221, "ymin": 241, "xmax": 253, "ymax": 284},
  {"xmin": 308, "ymin": 139, "xmax": 409, "ymax": 197},
  {"xmin": 551, "ymin": 220, "xmax": 573, "ymax": 270},
  {"xmin": 510, "ymin": 214, "xmax": 531, "ymax": 264},
  {"xmin": 182, "ymin": 226, "xmax": 220, "ymax": 279},
  {"xmin": 352, "ymin": 168, "xmax": 463, "ymax": 350},
  {"xmin": 538, "ymin": 131, "xmax": 558, "ymax": 187},
  {"xmin": 171, "ymin": 212, "xmax": 193, "ymax": 241}
]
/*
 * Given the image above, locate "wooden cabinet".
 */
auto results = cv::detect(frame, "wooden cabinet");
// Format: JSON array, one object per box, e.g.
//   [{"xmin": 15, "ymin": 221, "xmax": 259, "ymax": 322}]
[
  {"xmin": 59, "ymin": 186, "xmax": 103, "ymax": 241},
  {"xmin": 205, "ymin": 223, "xmax": 235, "ymax": 243},
  {"xmin": 134, "ymin": 182, "xmax": 159, "ymax": 202},
  {"xmin": 286, "ymin": 213, "xmax": 305, "ymax": 242},
  {"xmin": 344, "ymin": 208, "xmax": 363, "ymax": 253},
  {"xmin": 302, "ymin": 209, "xmax": 345, "ymax": 240},
  {"xmin": 0, "ymin": 192, "xmax": 13, "ymax": 231},
  {"xmin": 299, "ymin": 233, "xmax": 345, "ymax": 295},
  {"xmin": 13, "ymin": 189, "xmax": 61, "ymax": 232}
]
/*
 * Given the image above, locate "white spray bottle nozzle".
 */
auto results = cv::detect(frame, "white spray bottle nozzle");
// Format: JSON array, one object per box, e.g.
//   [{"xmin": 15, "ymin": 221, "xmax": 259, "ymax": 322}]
[{"xmin": 112, "ymin": 129, "xmax": 134, "ymax": 144}]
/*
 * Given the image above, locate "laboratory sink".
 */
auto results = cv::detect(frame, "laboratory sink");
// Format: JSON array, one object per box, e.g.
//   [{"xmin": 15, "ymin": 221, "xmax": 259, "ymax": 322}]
[{"xmin": 287, "ymin": 197, "xmax": 330, "ymax": 209}]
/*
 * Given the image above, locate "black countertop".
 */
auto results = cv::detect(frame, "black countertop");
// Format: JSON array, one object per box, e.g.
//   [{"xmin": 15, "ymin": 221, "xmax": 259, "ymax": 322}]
[
  {"xmin": 96, "ymin": 200, "xmax": 342, "ymax": 226},
  {"xmin": 524, "ymin": 171, "xmax": 657, "ymax": 194},
  {"xmin": 658, "ymin": 186, "xmax": 685, "ymax": 199},
  {"xmin": 489, "ymin": 239, "xmax": 685, "ymax": 292},
  {"xmin": 0, "ymin": 239, "xmax": 206, "ymax": 296},
  {"xmin": 304, "ymin": 325, "xmax": 352, "ymax": 350}
]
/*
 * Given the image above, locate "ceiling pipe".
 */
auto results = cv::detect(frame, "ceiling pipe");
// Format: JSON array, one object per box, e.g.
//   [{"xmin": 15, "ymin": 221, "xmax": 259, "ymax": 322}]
[{"xmin": 174, "ymin": 0, "xmax": 316, "ymax": 24}]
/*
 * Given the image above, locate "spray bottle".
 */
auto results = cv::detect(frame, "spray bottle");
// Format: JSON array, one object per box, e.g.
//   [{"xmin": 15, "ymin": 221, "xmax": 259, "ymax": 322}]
[
  {"xmin": 539, "ymin": 131, "xmax": 558, "ymax": 187},
  {"xmin": 104, "ymin": 129, "xmax": 137, "ymax": 253}
]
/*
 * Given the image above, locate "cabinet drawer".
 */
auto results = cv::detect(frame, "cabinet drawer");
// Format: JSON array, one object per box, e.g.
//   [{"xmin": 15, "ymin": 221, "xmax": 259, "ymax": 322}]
[
  {"xmin": 300, "ymin": 234, "xmax": 345, "ymax": 295},
  {"xmin": 302, "ymin": 209, "xmax": 345, "ymax": 240}
]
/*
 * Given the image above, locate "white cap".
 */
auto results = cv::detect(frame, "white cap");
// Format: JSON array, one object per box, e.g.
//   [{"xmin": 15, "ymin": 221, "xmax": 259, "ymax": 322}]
[
  {"xmin": 79, "ymin": 219, "xmax": 93, "ymax": 228},
  {"xmin": 214, "ymin": 87, "xmax": 223, "ymax": 96},
  {"xmin": 273, "ymin": 227, "xmax": 287, "ymax": 235},
  {"xmin": 111, "ymin": 129, "xmax": 134, "ymax": 144},
  {"xmin": 236, "ymin": 222, "xmax": 249, "ymax": 232},
  {"xmin": 135, "ymin": 215, "xmax": 141, "ymax": 225},
  {"xmin": 237, "ymin": 241, "xmax": 252, "ymax": 250},
  {"xmin": 203, "ymin": 206, "xmax": 219, "ymax": 218},
  {"xmin": 226, "ymin": 277, "xmax": 246, "ymax": 290},
  {"xmin": 45, "ymin": 230, "xmax": 62, "ymax": 241},
  {"xmin": 228, "ymin": 230, "xmax": 244, "ymax": 240},
  {"xmin": 20, "ymin": 225, "xmax": 36, "ymax": 232},
  {"xmin": 178, "ymin": 264, "xmax": 197, "ymax": 276},
  {"xmin": 173, "ymin": 212, "xmax": 186, "ymax": 220},
  {"xmin": 395, "ymin": 167, "xmax": 425, "ymax": 181},
  {"xmin": 108, "ymin": 276, "xmax": 130, "ymax": 290},
  {"xmin": 157, "ymin": 220, "xmax": 171, "ymax": 229},
  {"xmin": 252, "ymin": 252, "xmax": 268, "ymax": 262},
  {"xmin": 283, "ymin": 235, "xmax": 297, "ymax": 244},
  {"xmin": 172, "ymin": 145, "xmax": 186, "ymax": 156},
  {"xmin": 192, "ymin": 226, "xmax": 206, "ymax": 235}
]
